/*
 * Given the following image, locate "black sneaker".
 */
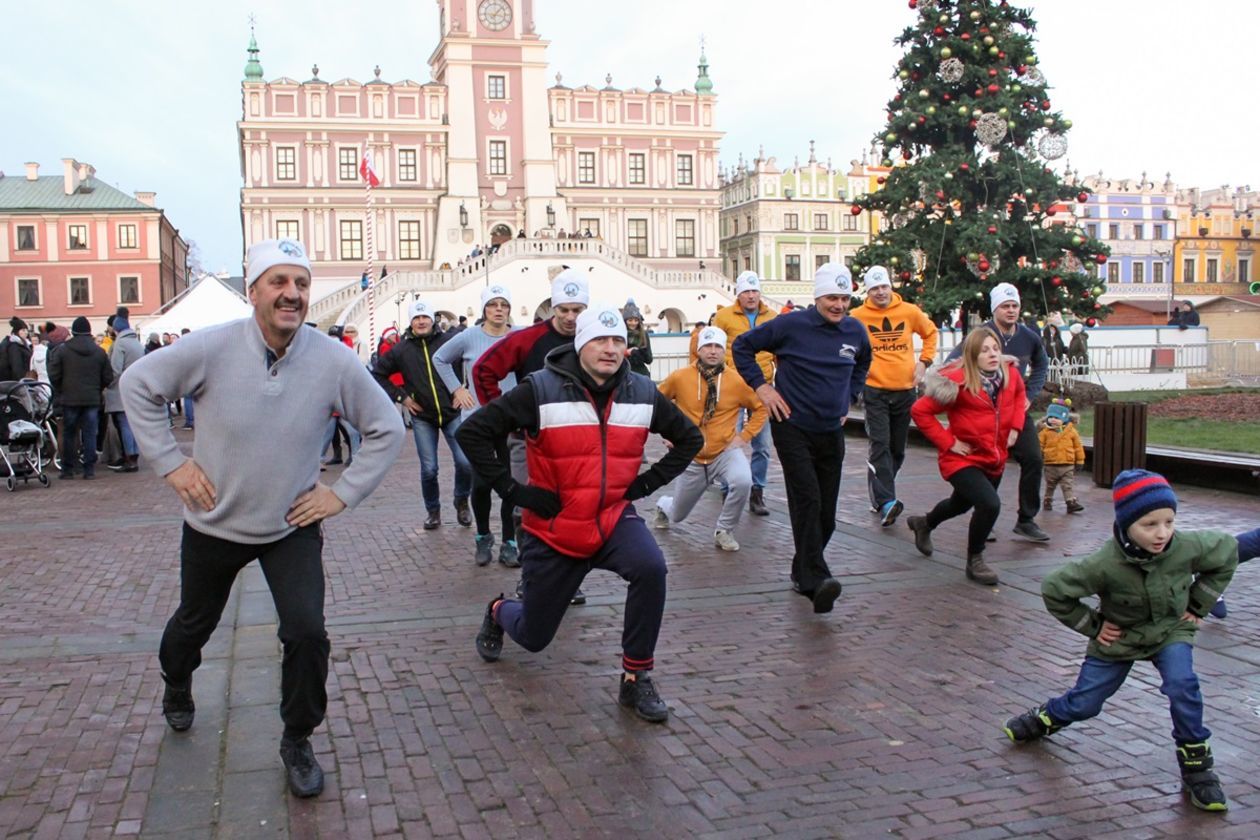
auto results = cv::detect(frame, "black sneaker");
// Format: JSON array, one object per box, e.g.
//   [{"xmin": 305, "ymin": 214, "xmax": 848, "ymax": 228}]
[
  {"xmin": 570, "ymin": 588, "xmax": 586, "ymax": 606},
  {"xmin": 498, "ymin": 540, "xmax": 520, "ymax": 568},
  {"xmin": 618, "ymin": 673, "xmax": 669, "ymax": 723},
  {"xmin": 1002, "ymin": 705, "xmax": 1063, "ymax": 743},
  {"xmin": 279, "ymin": 736, "xmax": 324, "ymax": 798},
  {"xmin": 106, "ymin": 460, "xmax": 125, "ymax": 472},
  {"xmin": 475, "ymin": 596, "xmax": 505, "ymax": 662},
  {"xmin": 812, "ymin": 577, "xmax": 842, "ymax": 614},
  {"xmin": 161, "ymin": 675, "xmax": 195, "ymax": 732},
  {"xmin": 474, "ymin": 535, "xmax": 494, "ymax": 567},
  {"xmin": 879, "ymin": 499, "xmax": 904, "ymax": 527},
  {"xmin": 1013, "ymin": 521, "xmax": 1051, "ymax": 542},
  {"xmin": 1178, "ymin": 742, "xmax": 1228, "ymax": 812}
]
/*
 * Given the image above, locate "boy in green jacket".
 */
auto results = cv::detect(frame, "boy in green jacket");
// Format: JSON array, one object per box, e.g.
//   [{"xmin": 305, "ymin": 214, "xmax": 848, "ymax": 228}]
[{"xmin": 1002, "ymin": 470, "xmax": 1237, "ymax": 812}]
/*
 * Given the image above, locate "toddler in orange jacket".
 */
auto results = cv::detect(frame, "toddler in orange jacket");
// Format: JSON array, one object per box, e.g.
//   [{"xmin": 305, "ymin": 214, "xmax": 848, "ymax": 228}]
[{"xmin": 1039, "ymin": 398, "xmax": 1085, "ymax": 513}]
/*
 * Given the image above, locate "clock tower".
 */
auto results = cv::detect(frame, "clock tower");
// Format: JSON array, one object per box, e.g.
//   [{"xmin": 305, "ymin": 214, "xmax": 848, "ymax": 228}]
[{"xmin": 430, "ymin": 0, "xmax": 566, "ymax": 267}]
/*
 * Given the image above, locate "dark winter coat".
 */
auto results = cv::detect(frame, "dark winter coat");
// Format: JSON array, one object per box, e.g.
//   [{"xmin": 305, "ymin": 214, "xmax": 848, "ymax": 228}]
[
  {"xmin": 47, "ymin": 334, "xmax": 113, "ymax": 406},
  {"xmin": 911, "ymin": 357, "xmax": 1027, "ymax": 480},
  {"xmin": 626, "ymin": 328, "xmax": 653, "ymax": 377},
  {"xmin": 371, "ymin": 328, "xmax": 459, "ymax": 427},
  {"xmin": 0, "ymin": 335, "xmax": 32, "ymax": 381}
]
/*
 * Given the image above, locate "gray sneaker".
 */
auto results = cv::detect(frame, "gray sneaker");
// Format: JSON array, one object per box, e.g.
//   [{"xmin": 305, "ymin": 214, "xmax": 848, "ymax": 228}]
[
  {"xmin": 498, "ymin": 540, "xmax": 520, "ymax": 568},
  {"xmin": 1013, "ymin": 521, "xmax": 1051, "ymax": 542},
  {"xmin": 652, "ymin": 502, "xmax": 671, "ymax": 530},
  {"xmin": 714, "ymin": 529, "xmax": 740, "ymax": 552}
]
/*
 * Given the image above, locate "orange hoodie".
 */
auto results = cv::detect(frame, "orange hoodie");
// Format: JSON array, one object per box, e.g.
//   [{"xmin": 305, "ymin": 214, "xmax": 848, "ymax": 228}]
[
  {"xmin": 849, "ymin": 292, "xmax": 938, "ymax": 391},
  {"xmin": 658, "ymin": 363, "xmax": 767, "ymax": 464}
]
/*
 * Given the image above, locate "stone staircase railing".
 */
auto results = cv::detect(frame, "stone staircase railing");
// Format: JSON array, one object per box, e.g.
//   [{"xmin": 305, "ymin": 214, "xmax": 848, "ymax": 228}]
[{"xmin": 311, "ymin": 238, "xmax": 737, "ymax": 333}]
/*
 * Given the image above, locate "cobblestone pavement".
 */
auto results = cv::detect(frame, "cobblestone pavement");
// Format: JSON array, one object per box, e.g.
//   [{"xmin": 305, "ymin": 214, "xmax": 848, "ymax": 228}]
[{"xmin": 1, "ymin": 426, "xmax": 1258, "ymax": 838}]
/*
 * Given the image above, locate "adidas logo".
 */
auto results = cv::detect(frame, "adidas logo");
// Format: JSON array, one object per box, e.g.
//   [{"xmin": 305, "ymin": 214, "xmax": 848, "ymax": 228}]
[{"xmin": 867, "ymin": 317, "xmax": 905, "ymax": 342}]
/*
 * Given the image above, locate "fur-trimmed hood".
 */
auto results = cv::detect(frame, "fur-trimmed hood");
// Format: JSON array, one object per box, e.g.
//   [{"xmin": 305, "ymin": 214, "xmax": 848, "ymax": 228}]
[{"xmin": 921, "ymin": 355, "xmax": 1020, "ymax": 406}]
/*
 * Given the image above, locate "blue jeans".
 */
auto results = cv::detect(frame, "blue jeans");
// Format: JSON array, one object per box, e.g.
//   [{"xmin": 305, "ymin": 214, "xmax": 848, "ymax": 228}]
[
  {"xmin": 1045, "ymin": 642, "xmax": 1210, "ymax": 745},
  {"xmin": 62, "ymin": 406, "xmax": 100, "ymax": 475},
  {"xmin": 109, "ymin": 411, "xmax": 138, "ymax": 457},
  {"xmin": 411, "ymin": 415, "xmax": 471, "ymax": 512},
  {"xmin": 183, "ymin": 396, "xmax": 195, "ymax": 426},
  {"xmin": 321, "ymin": 418, "xmax": 360, "ymax": 460},
  {"xmin": 736, "ymin": 410, "xmax": 771, "ymax": 489}
]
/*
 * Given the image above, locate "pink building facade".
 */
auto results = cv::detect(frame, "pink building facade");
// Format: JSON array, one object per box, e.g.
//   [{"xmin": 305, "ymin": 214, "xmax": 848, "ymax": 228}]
[
  {"xmin": 238, "ymin": 0, "xmax": 721, "ymax": 288},
  {"xmin": 0, "ymin": 159, "xmax": 188, "ymax": 330}
]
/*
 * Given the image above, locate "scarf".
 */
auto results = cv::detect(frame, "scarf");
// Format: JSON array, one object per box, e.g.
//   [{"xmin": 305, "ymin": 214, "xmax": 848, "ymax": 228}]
[
  {"xmin": 980, "ymin": 368, "xmax": 1002, "ymax": 404},
  {"xmin": 698, "ymin": 361, "xmax": 724, "ymax": 423}
]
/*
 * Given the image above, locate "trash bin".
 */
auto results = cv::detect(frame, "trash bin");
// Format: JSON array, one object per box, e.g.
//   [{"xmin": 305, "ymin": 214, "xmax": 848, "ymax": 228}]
[{"xmin": 1092, "ymin": 401, "xmax": 1148, "ymax": 488}]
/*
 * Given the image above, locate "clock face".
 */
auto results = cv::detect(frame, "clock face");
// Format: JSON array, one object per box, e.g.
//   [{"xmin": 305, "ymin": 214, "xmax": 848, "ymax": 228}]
[{"xmin": 478, "ymin": 0, "xmax": 512, "ymax": 31}]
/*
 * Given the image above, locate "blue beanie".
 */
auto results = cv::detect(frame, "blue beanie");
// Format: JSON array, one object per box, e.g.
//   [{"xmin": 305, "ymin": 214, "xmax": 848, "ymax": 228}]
[
  {"xmin": 1112, "ymin": 469, "xmax": 1177, "ymax": 534},
  {"xmin": 113, "ymin": 316, "xmax": 131, "ymax": 333}
]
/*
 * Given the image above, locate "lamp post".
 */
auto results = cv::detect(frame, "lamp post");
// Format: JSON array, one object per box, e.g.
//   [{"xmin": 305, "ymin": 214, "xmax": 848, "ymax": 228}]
[
  {"xmin": 546, "ymin": 201, "xmax": 556, "ymax": 229},
  {"xmin": 459, "ymin": 201, "xmax": 469, "ymax": 229},
  {"xmin": 1155, "ymin": 246, "xmax": 1172, "ymax": 322}
]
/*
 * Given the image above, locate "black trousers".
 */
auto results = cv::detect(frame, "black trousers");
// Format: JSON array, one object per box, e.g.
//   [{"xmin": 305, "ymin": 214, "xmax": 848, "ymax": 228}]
[
  {"xmin": 863, "ymin": 386, "xmax": 916, "ymax": 509},
  {"xmin": 769, "ymin": 420, "xmax": 844, "ymax": 594},
  {"xmin": 1008, "ymin": 413, "xmax": 1043, "ymax": 523},
  {"xmin": 160, "ymin": 523, "xmax": 329, "ymax": 740},
  {"xmin": 926, "ymin": 467, "xmax": 1003, "ymax": 556},
  {"xmin": 472, "ymin": 436, "xmax": 515, "ymax": 540}
]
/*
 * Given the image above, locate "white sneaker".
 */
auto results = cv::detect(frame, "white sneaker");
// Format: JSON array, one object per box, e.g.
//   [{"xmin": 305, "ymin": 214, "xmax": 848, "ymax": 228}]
[
  {"xmin": 653, "ymin": 502, "xmax": 671, "ymax": 530},
  {"xmin": 714, "ymin": 529, "xmax": 740, "ymax": 551}
]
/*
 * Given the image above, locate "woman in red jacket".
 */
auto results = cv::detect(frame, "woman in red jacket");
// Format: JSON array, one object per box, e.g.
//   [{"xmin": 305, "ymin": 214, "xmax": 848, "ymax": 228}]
[{"xmin": 906, "ymin": 327, "xmax": 1026, "ymax": 585}]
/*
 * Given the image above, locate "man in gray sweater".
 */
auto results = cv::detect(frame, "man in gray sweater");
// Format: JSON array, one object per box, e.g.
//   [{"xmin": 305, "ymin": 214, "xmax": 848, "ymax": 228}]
[{"xmin": 120, "ymin": 238, "xmax": 403, "ymax": 798}]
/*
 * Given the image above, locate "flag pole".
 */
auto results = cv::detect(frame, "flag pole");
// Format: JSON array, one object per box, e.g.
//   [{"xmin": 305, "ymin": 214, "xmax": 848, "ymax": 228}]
[{"xmin": 364, "ymin": 149, "xmax": 377, "ymax": 352}]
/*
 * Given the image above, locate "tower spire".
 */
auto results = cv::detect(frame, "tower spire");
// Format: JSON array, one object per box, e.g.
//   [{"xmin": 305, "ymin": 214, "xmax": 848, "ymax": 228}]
[
  {"xmin": 244, "ymin": 17, "xmax": 264, "ymax": 81},
  {"xmin": 694, "ymin": 35, "xmax": 714, "ymax": 95}
]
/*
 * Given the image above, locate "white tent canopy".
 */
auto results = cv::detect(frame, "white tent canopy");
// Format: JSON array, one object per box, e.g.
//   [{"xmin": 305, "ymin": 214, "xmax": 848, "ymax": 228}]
[{"xmin": 137, "ymin": 276, "xmax": 252, "ymax": 337}]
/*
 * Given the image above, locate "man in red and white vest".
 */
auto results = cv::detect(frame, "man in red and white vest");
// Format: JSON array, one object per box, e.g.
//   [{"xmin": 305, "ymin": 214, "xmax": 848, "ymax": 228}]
[{"xmin": 457, "ymin": 304, "xmax": 702, "ymax": 723}]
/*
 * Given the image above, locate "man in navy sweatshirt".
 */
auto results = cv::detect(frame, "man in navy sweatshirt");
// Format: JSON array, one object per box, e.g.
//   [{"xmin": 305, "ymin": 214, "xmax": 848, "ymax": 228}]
[
  {"xmin": 733, "ymin": 263, "xmax": 870, "ymax": 615},
  {"xmin": 946, "ymin": 282, "xmax": 1050, "ymax": 543}
]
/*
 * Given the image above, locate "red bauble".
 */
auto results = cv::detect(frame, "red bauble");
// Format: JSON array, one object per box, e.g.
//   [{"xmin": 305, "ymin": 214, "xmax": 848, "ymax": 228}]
[
  {"xmin": 911, "ymin": 71, "xmax": 922, "ymax": 81},
  {"xmin": 1094, "ymin": 303, "xmax": 1102, "ymax": 310},
  {"xmin": 960, "ymin": 163, "xmax": 970, "ymax": 171},
  {"xmin": 894, "ymin": 93, "xmax": 903, "ymax": 102},
  {"xmin": 978, "ymin": 260, "xmax": 991, "ymax": 271},
  {"xmin": 887, "ymin": 112, "xmax": 894, "ymax": 121},
  {"xmin": 975, "ymin": 88, "xmax": 985, "ymax": 97},
  {"xmin": 1017, "ymin": 64, "xmax": 1027, "ymax": 74},
  {"xmin": 909, "ymin": 0, "xmax": 917, "ymax": 7},
  {"xmin": 980, "ymin": 26, "xmax": 990, "ymax": 34},
  {"xmin": 1086, "ymin": 317, "xmax": 1097, "ymax": 327},
  {"xmin": 988, "ymin": 68, "xmax": 998, "ymax": 77},
  {"xmin": 943, "ymin": 93, "xmax": 952, "ymax": 101},
  {"xmin": 899, "ymin": 271, "xmax": 912, "ymax": 281},
  {"xmin": 987, "ymin": 225, "xmax": 997, "ymax": 234},
  {"xmin": 1050, "ymin": 275, "xmax": 1062, "ymax": 286},
  {"xmin": 1048, "ymin": 259, "xmax": 1059, "ymax": 268},
  {"xmin": 1040, "ymin": 100, "xmax": 1051, "ymax": 110},
  {"xmin": 933, "ymin": 26, "xmax": 945, "ymax": 35},
  {"xmin": 918, "ymin": 115, "xmax": 927, "ymax": 124},
  {"xmin": 1081, "ymin": 290, "xmax": 1091, "ymax": 299},
  {"xmin": 1046, "ymin": 207, "xmax": 1057, "ymax": 216},
  {"xmin": 1077, "ymin": 192, "xmax": 1088, "ymax": 203},
  {"xmin": 988, "ymin": 83, "xmax": 1000, "ymax": 94},
  {"xmin": 850, "ymin": 205, "xmax": 862, "ymax": 215},
  {"xmin": 961, "ymin": 32, "xmax": 971, "ymax": 41},
  {"xmin": 1095, "ymin": 254, "xmax": 1108, "ymax": 265},
  {"xmin": 936, "ymin": 189, "xmax": 946, "ymax": 200},
  {"xmin": 877, "ymin": 176, "xmax": 887, "ymax": 184},
  {"xmin": 968, "ymin": 119, "xmax": 978, "ymax": 128},
  {"xmin": 915, "ymin": 285, "xmax": 925, "ymax": 294},
  {"xmin": 902, "ymin": 150, "xmax": 912, "ymax": 160},
  {"xmin": 998, "ymin": 51, "xmax": 1006, "ymax": 59}
]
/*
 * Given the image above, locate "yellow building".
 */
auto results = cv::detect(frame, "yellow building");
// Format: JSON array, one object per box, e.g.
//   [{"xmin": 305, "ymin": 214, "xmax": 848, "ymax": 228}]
[{"xmin": 1173, "ymin": 186, "xmax": 1258, "ymax": 293}]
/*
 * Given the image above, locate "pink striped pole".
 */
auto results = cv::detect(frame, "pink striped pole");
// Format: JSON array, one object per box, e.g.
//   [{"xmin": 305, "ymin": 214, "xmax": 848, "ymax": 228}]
[{"xmin": 364, "ymin": 153, "xmax": 377, "ymax": 351}]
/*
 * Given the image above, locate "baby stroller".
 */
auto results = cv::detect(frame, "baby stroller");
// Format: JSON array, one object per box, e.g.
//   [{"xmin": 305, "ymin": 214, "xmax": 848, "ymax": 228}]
[{"xmin": 0, "ymin": 379, "xmax": 54, "ymax": 490}]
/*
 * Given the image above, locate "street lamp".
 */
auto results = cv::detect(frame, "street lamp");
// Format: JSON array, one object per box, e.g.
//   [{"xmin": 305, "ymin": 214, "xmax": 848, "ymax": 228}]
[
  {"xmin": 546, "ymin": 201, "xmax": 556, "ymax": 229},
  {"xmin": 459, "ymin": 201, "xmax": 468, "ymax": 229},
  {"xmin": 1155, "ymin": 246, "xmax": 1172, "ymax": 321}
]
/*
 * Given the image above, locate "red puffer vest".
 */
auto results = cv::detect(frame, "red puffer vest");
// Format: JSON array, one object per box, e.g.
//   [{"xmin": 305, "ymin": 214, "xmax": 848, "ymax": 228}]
[
  {"xmin": 522, "ymin": 353, "xmax": 654, "ymax": 557},
  {"xmin": 911, "ymin": 358, "xmax": 1026, "ymax": 480}
]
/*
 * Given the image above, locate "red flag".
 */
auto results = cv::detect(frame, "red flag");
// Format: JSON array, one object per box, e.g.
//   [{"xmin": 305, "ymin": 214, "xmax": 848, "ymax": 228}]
[{"xmin": 359, "ymin": 150, "xmax": 381, "ymax": 187}]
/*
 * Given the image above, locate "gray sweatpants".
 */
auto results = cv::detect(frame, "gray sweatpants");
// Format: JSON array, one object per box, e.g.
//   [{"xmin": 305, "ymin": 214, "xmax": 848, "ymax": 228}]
[{"xmin": 657, "ymin": 446, "xmax": 752, "ymax": 534}]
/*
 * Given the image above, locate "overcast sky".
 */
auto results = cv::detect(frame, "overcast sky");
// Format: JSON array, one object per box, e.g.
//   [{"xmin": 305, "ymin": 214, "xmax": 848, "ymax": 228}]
[{"xmin": 2, "ymin": 1, "xmax": 1253, "ymax": 273}]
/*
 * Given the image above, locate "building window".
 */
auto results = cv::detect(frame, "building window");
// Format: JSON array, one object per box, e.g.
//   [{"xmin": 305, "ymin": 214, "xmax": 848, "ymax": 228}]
[
  {"xmin": 844, "ymin": 255, "xmax": 856, "ymax": 269},
  {"xmin": 743, "ymin": 255, "xmax": 751, "ymax": 270},
  {"xmin": 1240, "ymin": 258, "xmax": 1250, "ymax": 284},
  {"xmin": 745, "ymin": 214, "xmax": 752, "ymax": 232},
  {"xmin": 398, "ymin": 149, "xmax": 417, "ymax": 182},
  {"xmin": 629, "ymin": 153, "xmax": 645, "ymax": 184},
  {"xmin": 1086, "ymin": 223, "xmax": 1098, "ymax": 239},
  {"xmin": 1133, "ymin": 224, "xmax": 1143, "ymax": 240},
  {"xmin": 1154, "ymin": 224, "xmax": 1166, "ymax": 239},
  {"xmin": 487, "ymin": 74, "xmax": 506, "ymax": 99},
  {"xmin": 68, "ymin": 224, "xmax": 88, "ymax": 250},
  {"xmin": 578, "ymin": 152, "xmax": 595, "ymax": 184},
  {"xmin": 69, "ymin": 276, "xmax": 91, "ymax": 306},
  {"xmin": 676, "ymin": 154, "xmax": 693, "ymax": 185},
  {"xmin": 489, "ymin": 140, "xmax": 508, "ymax": 175},
  {"xmin": 843, "ymin": 212, "xmax": 858, "ymax": 231},
  {"xmin": 338, "ymin": 148, "xmax": 358, "ymax": 181},
  {"xmin": 675, "ymin": 219, "xmax": 695, "ymax": 257},
  {"xmin": 1153, "ymin": 261, "xmax": 1165, "ymax": 283},
  {"xmin": 814, "ymin": 213, "xmax": 829, "ymax": 231},
  {"xmin": 276, "ymin": 220, "xmax": 300, "ymax": 240},
  {"xmin": 17, "ymin": 278, "xmax": 40, "ymax": 307},
  {"xmin": 1108, "ymin": 223, "xmax": 1120, "ymax": 240},
  {"xmin": 1206, "ymin": 257, "xmax": 1218, "ymax": 282},
  {"xmin": 785, "ymin": 255, "xmax": 801, "ymax": 282},
  {"xmin": 1183, "ymin": 258, "xmax": 1196, "ymax": 282},
  {"xmin": 339, "ymin": 220, "xmax": 363, "ymax": 260},
  {"xmin": 398, "ymin": 221, "xmax": 421, "ymax": 260},
  {"xmin": 784, "ymin": 213, "xmax": 799, "ymax": 231},
  {"xmin": 275, "ymin": 146, "xmax": 297, "ymax": 180},
  {"xmin": 1132, "ymin": 262, "xmax": 1145, "ymax": 284},
  {"xmin": 117, "ymin": 224, "xmax": 137, "ymax": 250},
  {"xmin": 815, "ymin": 255, "xmax": 829, "ymax": 270},
  {"xmin": 1107, "ymin": 262, "xmax": 1120, "ymax": 283},
  {"xmin": 119, "ymin": 276, "xmax": 140, "ymax": 304},
  {"xmin": 16, "ymin": 225, "xmax": 36, "ymax": 251},
  {"xmin": 627, "ymin": 219, "xmax": 648, "ymax": 257},
  {"xmin": 731, "ymin": 218, "xmax": 738, "ymax": 235},
  {"xmin": 578, "ymin": 218, "xmax": 600, "ymax": 238}
]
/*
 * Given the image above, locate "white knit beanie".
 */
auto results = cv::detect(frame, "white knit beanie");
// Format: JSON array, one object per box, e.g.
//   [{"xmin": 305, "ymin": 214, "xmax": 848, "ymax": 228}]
[{"xmin": 574, "ymin": 303, "xmax": 627, "ymax": 351}]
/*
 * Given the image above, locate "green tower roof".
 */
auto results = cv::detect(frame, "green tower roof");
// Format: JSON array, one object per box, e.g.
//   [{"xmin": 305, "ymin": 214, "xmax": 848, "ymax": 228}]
[
  {"xmin": 244, "ymin": 30, "xmax": 263, "ymax": 81},
  {"xmin": 694, "ymin": 45, "xmax": 713, "ymax": 95}
]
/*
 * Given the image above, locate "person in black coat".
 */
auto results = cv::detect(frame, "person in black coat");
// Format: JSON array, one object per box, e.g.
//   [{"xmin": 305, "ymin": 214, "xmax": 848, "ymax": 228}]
[
  {"xmin": 47, "ymin": 317, "xmax": 113, "ymax": 479},
  {"xmin": 1, "ymin": 316, "xmax": 33, "ymax": 381}
]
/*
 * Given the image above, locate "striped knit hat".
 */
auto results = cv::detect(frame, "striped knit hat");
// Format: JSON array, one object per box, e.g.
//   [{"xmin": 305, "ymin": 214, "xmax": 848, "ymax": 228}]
[{"xmin": 1113, "ymin": 469, "xmax": 1178, "ymax": 533}]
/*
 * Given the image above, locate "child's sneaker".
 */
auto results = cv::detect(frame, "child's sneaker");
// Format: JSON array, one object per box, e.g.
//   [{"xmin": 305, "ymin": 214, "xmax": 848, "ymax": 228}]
[
  {"xmin": 1209, "ymin": 597, "xmax": 1227, "ymax": 619},
  {"xmin": 1065, "ymin": 499, "xmax": 1084, "ymax": 514},
  {"xmin": 1177, "ymin": 742, "xmax": 1228, "ymax": 811},
  {"xmin": 1042, "ymin": 498, "xmax": 1053, "ymax": 512},
  {"xmin": 1002, "ymin": 705, "xmax": 1064, "ymax": 743}
]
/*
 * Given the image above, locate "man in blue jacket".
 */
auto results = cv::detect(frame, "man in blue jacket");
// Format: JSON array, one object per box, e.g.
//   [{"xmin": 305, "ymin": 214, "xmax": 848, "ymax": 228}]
[
  {"xmin": 946, "ymin": 282, "xmax": 1050, "ymax": 542},
  {"xmin": 733, "ymin": 263, "xmax": 870, "ymax": 614}
]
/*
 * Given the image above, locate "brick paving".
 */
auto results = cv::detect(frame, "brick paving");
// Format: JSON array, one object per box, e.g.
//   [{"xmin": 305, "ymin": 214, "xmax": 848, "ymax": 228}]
[{"xmin": 1, "ymin": 425, "xmax": 1258, "ymax": 838}]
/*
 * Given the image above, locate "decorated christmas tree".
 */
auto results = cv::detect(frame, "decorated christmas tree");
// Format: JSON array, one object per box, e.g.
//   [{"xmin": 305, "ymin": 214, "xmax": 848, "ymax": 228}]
[{"xmin": 850, "ymin": 0, "xmax": 1110, "ymax": 326}]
